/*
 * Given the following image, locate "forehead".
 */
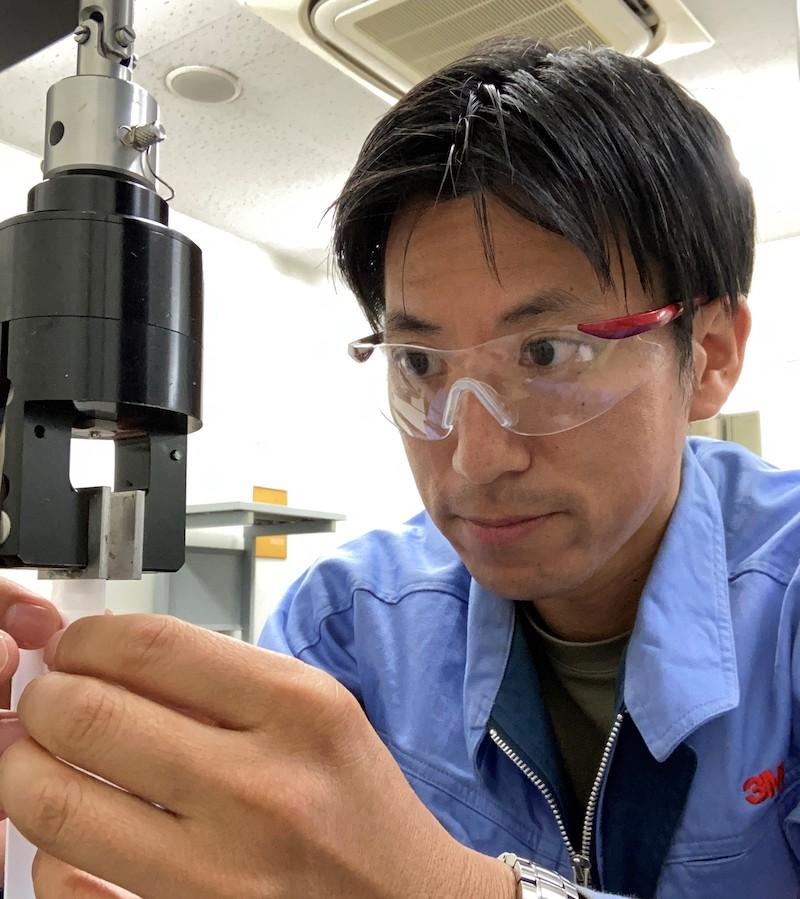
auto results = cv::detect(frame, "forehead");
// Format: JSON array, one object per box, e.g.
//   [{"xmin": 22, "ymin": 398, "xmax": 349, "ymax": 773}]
[{"xmin": 383, "ymin": 195, "xmax": 645, "ymax": 335}]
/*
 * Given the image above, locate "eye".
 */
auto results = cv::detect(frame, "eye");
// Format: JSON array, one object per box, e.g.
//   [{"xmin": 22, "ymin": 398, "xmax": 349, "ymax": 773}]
[
  {"xmin": 520, "ymin": 336, "xmax": 594, "ymax": 369},
  {"xmin": 392, "ymin": 348, "xmax": 442, "ymax": 379}
]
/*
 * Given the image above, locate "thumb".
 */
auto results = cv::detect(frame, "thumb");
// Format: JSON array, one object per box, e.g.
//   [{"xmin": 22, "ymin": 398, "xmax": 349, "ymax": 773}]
[{"xmin": 0, "ymin": 579, "xmax": 62, "ymax": 650}]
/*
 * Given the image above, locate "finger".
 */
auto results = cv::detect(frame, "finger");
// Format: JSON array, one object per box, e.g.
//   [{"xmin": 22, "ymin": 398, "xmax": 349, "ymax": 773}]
[
  {"xmin": 0, "ymin": 630, "xmax": 21, "ymax": 697},
  {"xmin": 33, "ymin": 851, "xmax": 141, "ymax": 898},
  {"xmin": 45, "ymin": 614, "xmax": 313, "ymax": 730},
  {"xmin": 0, "ymin": 713, "xmax": 27, "ymax": 756},
  {"xmin": 0, "ymin": 738, "xmax": 184, "ymax": 897},
  {"xmin": 0, "ymin": 579, "xmax": 62, "ymax": 650},
  {"xmin": 18, "ymin": 671, "xmax": 229, "ymax": 814}
]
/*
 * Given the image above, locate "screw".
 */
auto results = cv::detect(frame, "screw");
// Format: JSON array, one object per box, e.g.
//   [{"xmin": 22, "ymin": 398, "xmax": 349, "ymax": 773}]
[
  {"xmin": 120, "ymin": 123, "xmax": 166, "ymax": 151},
  {"xmin": 115, "ymin": 26, "xmax": 136, "ymax": 48},
  {"xmin": 74, "ymin": 25, "xmax": 91, "ymax": 44},
  {"xmin": 89, "ymin": 430, "xmax": 101, "ymax": 439},
  {"xmin": 170, "ymin": 449, "xmax": 183, "ymax": 462}
]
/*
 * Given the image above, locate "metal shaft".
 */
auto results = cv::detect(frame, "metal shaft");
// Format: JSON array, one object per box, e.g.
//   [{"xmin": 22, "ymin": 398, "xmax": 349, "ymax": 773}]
[
  {"xmin": 45, "ymin": 0, "xmax": 161, "ymax": 189},
  {"xmin": 76, "ymin": 0, "xmax": 136, "ymax": 78}
]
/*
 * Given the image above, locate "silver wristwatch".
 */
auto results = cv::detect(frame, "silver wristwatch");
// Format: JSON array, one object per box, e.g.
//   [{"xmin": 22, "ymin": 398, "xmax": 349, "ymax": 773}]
[{"xmin": 498, "ymin": 853, "xmax": 581, "ymax": 899}]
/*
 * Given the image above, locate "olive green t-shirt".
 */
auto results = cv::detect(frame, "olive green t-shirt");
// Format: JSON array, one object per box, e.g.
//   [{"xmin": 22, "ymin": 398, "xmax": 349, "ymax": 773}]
[{"xmin": 520, "ymin": 604, "xmax": 630, "ymax": 849}]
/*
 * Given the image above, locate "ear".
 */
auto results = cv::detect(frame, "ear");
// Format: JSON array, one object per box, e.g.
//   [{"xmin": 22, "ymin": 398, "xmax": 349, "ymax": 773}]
[{"xmin": 689, "ymin": 298, "xmax": 751, "ymax": 423}]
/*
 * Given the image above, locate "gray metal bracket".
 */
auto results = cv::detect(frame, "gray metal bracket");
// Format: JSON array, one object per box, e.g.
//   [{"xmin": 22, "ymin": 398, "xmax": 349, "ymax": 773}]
[{"xmin": 152, "ymin": 502, "xmax": 344, "ymax": 642}]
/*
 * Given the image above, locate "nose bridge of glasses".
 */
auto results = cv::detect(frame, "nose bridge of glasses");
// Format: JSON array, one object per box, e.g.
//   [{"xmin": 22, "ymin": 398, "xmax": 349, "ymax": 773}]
[{"xmin": 440, "ymin": 377, "xmax": 517, "ymax": 431}]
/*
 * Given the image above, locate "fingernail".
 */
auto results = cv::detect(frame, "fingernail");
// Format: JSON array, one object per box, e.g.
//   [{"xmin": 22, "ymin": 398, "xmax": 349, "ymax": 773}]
[
  {"xmin": 44, "ymin": 627, "xmax": 67, "ymax": 668},
  {"xmin": 0, "ymin": 716, "xmax": 26, "ymax": 755},
  {"xmin": 5, "ymin": 603, "xmax": 62, "ymax": 649},
  {"xmin": 0, "ymin": 633, "xmax": 9, "ymax": 670}
]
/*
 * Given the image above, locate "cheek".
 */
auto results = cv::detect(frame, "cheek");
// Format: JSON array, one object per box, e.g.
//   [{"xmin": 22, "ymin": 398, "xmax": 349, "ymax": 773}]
[
  {"xmin": 401, "ymin": 435, "xmax": 450, "ymax": 507},
  {"xmin": 569, "ymin": 374, "xmax": 686, "ymax": 521}
]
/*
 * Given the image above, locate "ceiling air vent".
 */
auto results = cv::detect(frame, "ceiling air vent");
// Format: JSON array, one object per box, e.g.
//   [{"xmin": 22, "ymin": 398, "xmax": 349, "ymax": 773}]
[{"xmin": 241, "ymin": 0, "xmax": 713, "ymax": 101}]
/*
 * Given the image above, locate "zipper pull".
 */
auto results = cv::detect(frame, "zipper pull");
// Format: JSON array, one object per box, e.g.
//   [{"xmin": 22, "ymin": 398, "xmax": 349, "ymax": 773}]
[{"xmin": 572, "ymin": 854, "xmax": 592, "ymax": 888}]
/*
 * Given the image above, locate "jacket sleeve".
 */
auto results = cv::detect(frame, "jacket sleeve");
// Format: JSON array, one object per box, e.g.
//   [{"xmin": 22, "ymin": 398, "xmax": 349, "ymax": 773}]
[{"xmin": 257, "ymin": 556, "xmax": 362, "ymax": 700}]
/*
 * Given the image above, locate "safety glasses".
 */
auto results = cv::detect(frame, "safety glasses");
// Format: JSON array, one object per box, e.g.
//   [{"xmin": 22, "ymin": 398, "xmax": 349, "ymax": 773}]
[{"xmin": 348, "ymin": 302, "xmax": 686, "ymax": 440}]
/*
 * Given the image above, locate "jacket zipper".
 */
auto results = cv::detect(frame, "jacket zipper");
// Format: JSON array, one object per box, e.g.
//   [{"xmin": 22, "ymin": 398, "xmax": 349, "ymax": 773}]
[{"xmin": 489, "ymin": 711, "xmax": 625, "ymax": 889}]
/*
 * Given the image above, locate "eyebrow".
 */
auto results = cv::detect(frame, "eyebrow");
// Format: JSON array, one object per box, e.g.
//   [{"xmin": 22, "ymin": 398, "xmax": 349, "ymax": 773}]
[
  {"xmin": 384, "ymin": 310, "xmax": 442, "ymax": 336},
  {"xmin": 384, "ymin": 288, "xmax": 596, "ymax": 337},
  {"xmin": 501, "ymin": 288, "xmax": 596, "ymax": 325}
]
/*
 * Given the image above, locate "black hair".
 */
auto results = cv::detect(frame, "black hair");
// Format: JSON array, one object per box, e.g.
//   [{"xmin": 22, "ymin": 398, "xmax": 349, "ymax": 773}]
[{"xmin": 330, "ymin": 36, "xmax": 756, "ymax": 375}]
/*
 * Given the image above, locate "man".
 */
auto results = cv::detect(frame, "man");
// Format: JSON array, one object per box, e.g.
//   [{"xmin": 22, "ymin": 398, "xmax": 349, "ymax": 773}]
[{"xmin": 0, "ymin": 37, "xmax": 797, "ymax": 899}]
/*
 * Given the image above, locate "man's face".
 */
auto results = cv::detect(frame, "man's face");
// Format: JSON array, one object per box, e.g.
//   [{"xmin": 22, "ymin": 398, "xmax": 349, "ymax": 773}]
[{"xmin": 383, "ymin": 195, "xmax": 689, "ymax": 602}]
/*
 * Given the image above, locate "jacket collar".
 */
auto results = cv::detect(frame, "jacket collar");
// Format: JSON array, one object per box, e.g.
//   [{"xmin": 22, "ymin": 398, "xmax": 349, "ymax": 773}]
[
  {"xmin": 464, "ymin": 442, "xmax": 740, "ymax": 768},
  {"xmin": 623, "ymin": 443, "xmax": 739, "ymax": 761},
  {"xmin": 463, "ymin": 576, "xmax": 514, "ymax": 771}
]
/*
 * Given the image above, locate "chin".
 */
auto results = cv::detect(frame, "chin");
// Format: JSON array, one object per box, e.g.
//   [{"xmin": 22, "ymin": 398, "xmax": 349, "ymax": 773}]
[{"xmin": 466, "ymin": 561, "xmax": 583, "ymax": 602}]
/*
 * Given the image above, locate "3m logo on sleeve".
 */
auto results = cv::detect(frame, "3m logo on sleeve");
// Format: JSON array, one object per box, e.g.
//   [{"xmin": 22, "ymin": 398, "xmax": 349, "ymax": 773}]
[{"xmin": 743, "ymin": 762, "xmax": 785, "ymax": 805}]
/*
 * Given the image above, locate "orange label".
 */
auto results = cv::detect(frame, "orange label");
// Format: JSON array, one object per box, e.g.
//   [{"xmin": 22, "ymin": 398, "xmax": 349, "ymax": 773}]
[{"xmin": 253, "ymin": 487, "xmax": 287, "ymax": 559}]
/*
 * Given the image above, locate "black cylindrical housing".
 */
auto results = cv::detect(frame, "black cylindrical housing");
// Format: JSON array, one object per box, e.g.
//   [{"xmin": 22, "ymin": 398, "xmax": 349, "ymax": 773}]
[
  {"xmin": 0, "ymin": 171, "xmax": 203, "ymax": 570},
  {"xmin": 0, "ymin": 209, "xmax": 202, "ymax": 430}
]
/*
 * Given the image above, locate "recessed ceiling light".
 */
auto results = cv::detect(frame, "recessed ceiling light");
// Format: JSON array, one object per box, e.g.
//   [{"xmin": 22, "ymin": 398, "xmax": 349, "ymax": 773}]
[{"xmin": 165, "ymin": 65, "xmax": 242, "ymax": 104}]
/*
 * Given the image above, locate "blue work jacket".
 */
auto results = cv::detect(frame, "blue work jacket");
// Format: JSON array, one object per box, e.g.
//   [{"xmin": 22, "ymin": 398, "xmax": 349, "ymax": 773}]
[{"xmin": 260, "ymin": 438, "xmax": 800, "ymax": 898}]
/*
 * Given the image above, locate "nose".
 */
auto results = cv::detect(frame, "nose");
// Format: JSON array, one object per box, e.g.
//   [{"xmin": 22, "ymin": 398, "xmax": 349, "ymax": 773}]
[{"xmin": 450, "ymin": 391, "xmax": 531, "ymax": 485}]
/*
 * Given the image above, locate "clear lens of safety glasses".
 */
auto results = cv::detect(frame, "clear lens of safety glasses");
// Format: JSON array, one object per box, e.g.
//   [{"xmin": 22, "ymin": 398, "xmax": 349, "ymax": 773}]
[{"xmin": 349, "ymin": 324, "xmax": 669, "ymax": 440}]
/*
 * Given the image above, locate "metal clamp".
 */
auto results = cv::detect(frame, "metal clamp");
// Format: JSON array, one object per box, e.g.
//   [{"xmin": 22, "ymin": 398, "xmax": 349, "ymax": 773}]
[
  {"xmin": 40, "ymin": 486, "xmax": 145, "ymax": 581},
  {"xmin": 76, "ymin": 0, "xmax": 136, "ymax": 78}
]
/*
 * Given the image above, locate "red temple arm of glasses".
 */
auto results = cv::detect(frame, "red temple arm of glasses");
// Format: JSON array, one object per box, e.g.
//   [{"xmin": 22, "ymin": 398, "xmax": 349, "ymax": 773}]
[
  {"xmin": 348, "ymin": 332, "xmax": 383, "ymax": 362},
  {"xmin": 351, "ymin": 300, "xmax": 701, "ymax": 354},
  {"xmin": 577, "ymin": 303, "xmax": 684, "ymax": 339}
]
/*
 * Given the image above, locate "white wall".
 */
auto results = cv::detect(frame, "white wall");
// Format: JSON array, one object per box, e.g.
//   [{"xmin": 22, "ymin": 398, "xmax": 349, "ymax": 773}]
[{"xmin": 722, "ymin": 235, "xmax": 800, "ymax": 470}]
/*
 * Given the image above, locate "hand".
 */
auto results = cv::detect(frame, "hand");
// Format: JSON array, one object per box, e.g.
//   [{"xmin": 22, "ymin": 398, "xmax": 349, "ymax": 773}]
[
  {"xmin": 0, "ymin": 613, "xmax": 517, "ymax": 899},
  {"xmin": 0, "ymin": 577, "xmax": 63, "ymax": 708},
  {"xmin": 0, "ymin": 577, "xmax": 63, "ymax": 881}
]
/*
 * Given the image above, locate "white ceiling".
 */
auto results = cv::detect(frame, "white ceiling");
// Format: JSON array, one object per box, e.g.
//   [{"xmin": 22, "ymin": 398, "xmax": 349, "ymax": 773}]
[
  {"xmin": 660, "ymin": 0, "xmax": 800, "ymax": 245},
  {"xmin": 0, "ymin": 0, "xmax": 796, "ymax": 274}
]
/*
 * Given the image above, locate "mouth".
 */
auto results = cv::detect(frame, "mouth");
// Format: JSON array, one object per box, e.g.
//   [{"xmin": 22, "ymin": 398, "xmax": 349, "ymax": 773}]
[
  {"xmin": 457, "ymin": 512, "xmax": 560, "ymax": 547},
  {"xmin": 464, "ymin": 515, "xmax": 541, "ymax": 527}
]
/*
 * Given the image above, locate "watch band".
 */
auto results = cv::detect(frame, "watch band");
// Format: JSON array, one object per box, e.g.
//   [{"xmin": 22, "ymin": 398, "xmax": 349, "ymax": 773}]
[{"xmin": 497, "ymin": 853, "xmax": 581, "ymax": 899}]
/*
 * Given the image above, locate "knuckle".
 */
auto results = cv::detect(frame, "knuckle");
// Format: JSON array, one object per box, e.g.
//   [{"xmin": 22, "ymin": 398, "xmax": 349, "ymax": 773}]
[
  {"xmin": 310, "ymin": 669, "xmax": 360, "ymax": 727},
  {"xmin": 289, "ymin": 662, "xmax": 350, "ymax": 711},
  {"xmin": 67, "ymin": 682, "xmax": 124, "ymax": 749},
  {"xmin": 124, "ymin": 615, "xmax": 180, "ymax": 672},
  {"xmin": 31, "ymin": 776, "xmax": 83, "ymax": 850},
  {"xmin": 280, "ymin": 667, "xmax": 363, "ymax": 756}
]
